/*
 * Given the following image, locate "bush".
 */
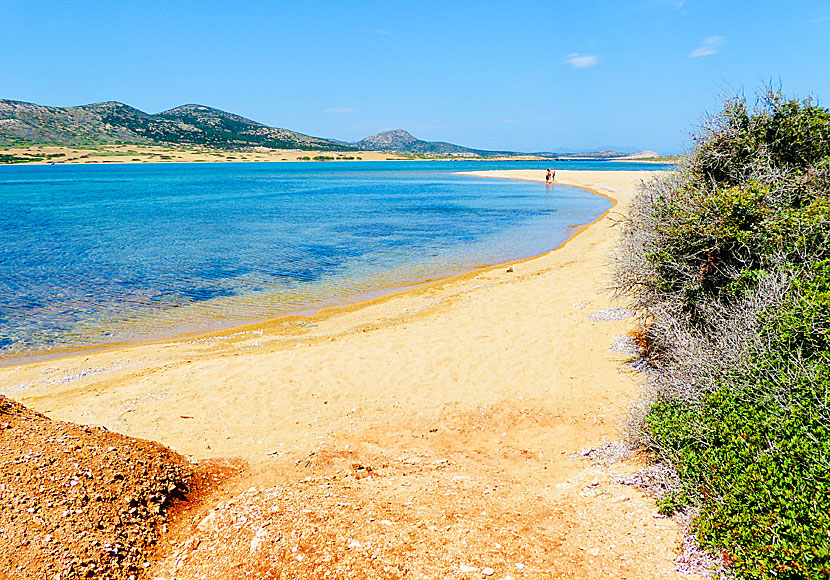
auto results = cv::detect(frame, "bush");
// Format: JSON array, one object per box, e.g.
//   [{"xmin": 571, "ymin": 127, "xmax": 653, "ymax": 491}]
[{"xmin": 616, "ymin": 89, "xmax": 830, "ymax": 579}]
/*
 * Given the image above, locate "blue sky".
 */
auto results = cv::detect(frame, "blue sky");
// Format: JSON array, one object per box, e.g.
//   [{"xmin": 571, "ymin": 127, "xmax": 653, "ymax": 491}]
[{"xmin": 3, "ymin": 1, "xmax": 829, "ymax": 154}]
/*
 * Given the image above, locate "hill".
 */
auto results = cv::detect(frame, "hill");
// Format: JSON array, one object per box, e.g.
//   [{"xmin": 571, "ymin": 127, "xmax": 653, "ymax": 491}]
[
  {"xmin": 1, "ymin": 99, "xmax": 659, "ymax": 159},
  {"xmin": 0, "ymin": 100, "xmax": 344, "ymax": 150},
  {"xmin": 353, "ymin": 129, "xmax": 511, "ymax": 157}
]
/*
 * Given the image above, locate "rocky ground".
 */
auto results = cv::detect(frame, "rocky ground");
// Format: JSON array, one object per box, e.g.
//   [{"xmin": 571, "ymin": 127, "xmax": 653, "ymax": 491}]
[
  {"xmin": 1, "ymin": 393, "xmax": 705, "ymax": 580},
  {"xmin": 0, "ymin": 395, "xmax": 195, "ymax": 579}
]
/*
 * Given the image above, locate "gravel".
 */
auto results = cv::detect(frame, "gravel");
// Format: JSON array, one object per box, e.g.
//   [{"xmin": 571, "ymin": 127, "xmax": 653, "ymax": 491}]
[
  {"xmin": 588, "ymin": 307, "xmax": 636, "ymax": 322},
  {"xmin": 0, "ymin": 395, "xmax": 193, "ymax": 579}
]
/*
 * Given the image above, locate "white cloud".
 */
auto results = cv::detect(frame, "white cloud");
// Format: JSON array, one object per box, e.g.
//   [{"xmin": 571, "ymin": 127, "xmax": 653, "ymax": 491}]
[
  {"xmin": 809, "ymin": 15, "xmax": 830, "ymax": 23},
  {"xmin": 323, "ymin": 107, "xmax": 354, "ymax": 113},
  {"xmin": 690, "ymin": 36, "xmax": 725, "ymax": 58},
  {"xmin": 564, "ymin": 53, "xmax": 598, "ymax": 69}
]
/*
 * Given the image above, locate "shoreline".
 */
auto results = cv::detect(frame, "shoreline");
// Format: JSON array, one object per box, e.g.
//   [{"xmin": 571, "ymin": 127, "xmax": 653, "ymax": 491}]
[
  {"xmin": 0, "ymin": 177, "xmax": 612, "ymax": 369},
  {"xmin": 0, "ymin": 169, "xmax": 656, "ymax": 458},
  {"xmin": 0, "ymin": 144, "xmax": 556, "ymax": 165},
  {"xmin": 0, "ymin": 144, "xmax": 672, "ymax": 166},
  {"xmin": 1, "ymin": 168, "xmax": 703, "ymax": 578}
]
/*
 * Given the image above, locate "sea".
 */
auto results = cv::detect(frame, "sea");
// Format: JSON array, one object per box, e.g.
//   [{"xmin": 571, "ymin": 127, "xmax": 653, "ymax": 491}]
[{"xmin": 0, "ymin": 159, "xmax": 669, "ymax": 361}]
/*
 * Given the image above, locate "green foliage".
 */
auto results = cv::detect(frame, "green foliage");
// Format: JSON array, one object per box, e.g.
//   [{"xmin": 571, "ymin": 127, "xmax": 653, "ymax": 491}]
[
  {"xmin": 0, "ymin": 153, "xmax": 41, "ymax": 164},
  {"xmin": 767, "ymin": 260, "xmax": 830, "ymax": 356},
  {"xmin": 693, "ymin": 92, "xmax": 830, "ymax": 185},
  {"xmin": 622, "ymin": 90, "xmax": 830, "ymax": 578},
  {"xmin": 646, "ymin": 181, "xmax": 775, "ymax": 309},
  {"xmin": 646, "ymin": 279, "xmax": 830, "ymax": 578},
  {"xmin": 0, "ymin": 152, "xmax": 64, "ymax": 164},
  {"xmin": 647, "ymin": 368, "xmax": 830, "ymax": 579}
]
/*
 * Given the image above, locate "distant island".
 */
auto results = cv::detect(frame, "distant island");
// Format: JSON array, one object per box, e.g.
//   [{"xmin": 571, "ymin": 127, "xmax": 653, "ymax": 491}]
[{"xmin": 0, "ymin": 99, "xmax": 661, "ymax": 164}]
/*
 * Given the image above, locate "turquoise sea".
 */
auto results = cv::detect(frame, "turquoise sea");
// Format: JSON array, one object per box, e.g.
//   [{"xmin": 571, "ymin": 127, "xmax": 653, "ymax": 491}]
[{"xmin": 0, "ymin": 160, "xmax": 668, "ymax": 361}]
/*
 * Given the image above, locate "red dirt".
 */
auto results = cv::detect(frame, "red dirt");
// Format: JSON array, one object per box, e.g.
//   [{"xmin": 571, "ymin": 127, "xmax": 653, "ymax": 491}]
[
  {"xmin": 0, "ymin": 395, "xmax": 192, "ymax": 579},
  {"xmin": 0, "ymin": 398, "xmax": 696, "ymax": 579}
]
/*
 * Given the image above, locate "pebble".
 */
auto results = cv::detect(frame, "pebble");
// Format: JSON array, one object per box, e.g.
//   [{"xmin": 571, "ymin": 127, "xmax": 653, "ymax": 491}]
[
  {"xmin": 459, "ymin": 564, "xmax": 479, "ymax": 573},
  {"xmin": 482, "ymin": 567, "xmax": 495, "ymax": 575},
  {"xmin": 610, "ymin": 336, "xmax": 640, "ymax": 357},
  {"xmin": 589, "ymin": 307, "xmax": 635, "ymax": 322},
  {"xmin": 250, "ymin": 527, "xmax": 268, "ymax": 552}
]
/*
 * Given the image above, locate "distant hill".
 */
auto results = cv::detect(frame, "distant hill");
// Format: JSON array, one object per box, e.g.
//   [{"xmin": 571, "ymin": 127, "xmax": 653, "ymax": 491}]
[
  {"xmin": 0, "ymin": 99, "xmax": 658, "ymax": 159},
  {"xmin": 616, "ymin": 150, "xmax": 660, "ymax": 159},
  {"xmin": 528, "ymin": 149, "xmax": 662, "ymax": 160},
  {"xmin": 0, "ymin": 100, "xmax": 343, "ymax": 150},
  {"xmin": 354, "ymin": 129, "xmax": 512, "ymax": 157}
]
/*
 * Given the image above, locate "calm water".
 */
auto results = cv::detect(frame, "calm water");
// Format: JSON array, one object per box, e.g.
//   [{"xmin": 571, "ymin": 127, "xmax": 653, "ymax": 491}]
[{"xmin": 0, "ymin": 160, "xmax": 667, "ymax": 359}]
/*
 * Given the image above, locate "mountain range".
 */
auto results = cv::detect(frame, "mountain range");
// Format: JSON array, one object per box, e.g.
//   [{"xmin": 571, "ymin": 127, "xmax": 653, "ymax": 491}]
[
  {"xmin": 0, "ymin": 99, "xmax": 646, "ymax": 158},
  {"xmin": 0, "ymin": 100, "xmax": 341, "ymax": 151}
]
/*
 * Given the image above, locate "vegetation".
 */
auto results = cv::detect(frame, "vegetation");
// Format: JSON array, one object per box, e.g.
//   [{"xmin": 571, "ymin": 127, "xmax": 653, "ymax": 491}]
[
  {"xmin": 631, "ymin": 154, "xmax": 685, "ymax": 163},
  {"xmin": 0, "ymin": 152, "xmax": 63, "ymax": 164},
  {"xmin": 0, "ymin": 99, "xmax": 346, "ymax": 151},
  {"xmin": 615, "ymin": 89, "xmax": 830, "ymax": 579},
  {"xmin": 1, "ymin": 153, "xmax": 39, "ymax": 164}
]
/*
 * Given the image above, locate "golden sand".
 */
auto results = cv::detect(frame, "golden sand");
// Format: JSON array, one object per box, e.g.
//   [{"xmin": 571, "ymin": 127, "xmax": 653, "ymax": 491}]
[
  {"xmin": 2, "ymin": 144, "xmax": 405, "ymax": 164},
  {"xmin": 0, "ymin": 168, "xmax": 702, "ymax": 578}
]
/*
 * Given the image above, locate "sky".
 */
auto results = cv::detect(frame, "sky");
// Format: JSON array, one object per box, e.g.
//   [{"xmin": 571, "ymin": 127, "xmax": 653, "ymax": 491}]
[{"xmin": 3, "ymin": 1, "xmax": 830, "ymax": 154}]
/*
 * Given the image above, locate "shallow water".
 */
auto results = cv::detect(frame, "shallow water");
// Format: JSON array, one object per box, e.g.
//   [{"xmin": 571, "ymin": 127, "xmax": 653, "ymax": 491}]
[{"xmin": 0, "ymin": 160, "xmax": 666, "ymax": 359}]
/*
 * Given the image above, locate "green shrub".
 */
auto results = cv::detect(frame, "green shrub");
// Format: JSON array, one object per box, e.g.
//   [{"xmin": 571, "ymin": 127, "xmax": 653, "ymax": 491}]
[{"xmin": 617, "ymin": 89, "xmax": 830, "ymax": 578}]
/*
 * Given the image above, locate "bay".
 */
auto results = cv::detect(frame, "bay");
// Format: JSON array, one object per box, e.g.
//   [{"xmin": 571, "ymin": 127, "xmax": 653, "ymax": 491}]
[{"xmin": 0, "ymin": 159, "xmax": 666, "ymax": 359}]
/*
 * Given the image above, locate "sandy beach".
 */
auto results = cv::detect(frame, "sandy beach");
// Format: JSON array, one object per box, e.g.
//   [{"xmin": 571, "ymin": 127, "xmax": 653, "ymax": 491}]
[
  {"xmin": 1, "ymin": 144, "xmax": 558, "ymax": 165},
  {"xmin": 1, "ymin": 144, "xmax": 406, "ymax": 164},
  {"xmin": 0, "ymin": 169, "xmax": 702, "ymax": 578}
]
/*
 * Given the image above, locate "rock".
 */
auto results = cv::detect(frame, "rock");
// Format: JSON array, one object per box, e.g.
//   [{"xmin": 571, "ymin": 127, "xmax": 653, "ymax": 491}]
[
  {"xmin": 250, "ymin": 527, "xmax": 268, "ymax": 552},
  {"xmin": 196, "ymin": 511, "xmax": 217, "ymax": 532},
  {"xmin": 482, "ymin": 567, "xmax": 495, "ymax": 575}
]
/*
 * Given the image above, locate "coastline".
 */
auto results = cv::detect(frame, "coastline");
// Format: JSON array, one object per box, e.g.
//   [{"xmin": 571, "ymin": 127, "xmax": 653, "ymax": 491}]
[
  {"xmin": 0, "ymin": 168, "xmax": 700, "ymax": 578},
  {"xmin": 0, "ymin": 172, "xmax": 611, "ymax": 368},
  {"xmin": 0, "ymin": 144, "xmax": 559, "ymax": 165},
  {"xmin": 0, "ymin": 169, "xmax": 655, "ymax": 457},
  {"xmin": 0, "ymin": 144, "xmax": 405, "ymax": 164}
]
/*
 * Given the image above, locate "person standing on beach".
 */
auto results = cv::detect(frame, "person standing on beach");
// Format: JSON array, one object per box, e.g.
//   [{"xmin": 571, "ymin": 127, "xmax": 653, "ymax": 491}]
[
  {"xmin": 551, "ymin": 167, "xmax": 556, "ymax": 181},
  {"xmin": 546, "ymin": 168, "xmax": 551, "ymax": 183}
]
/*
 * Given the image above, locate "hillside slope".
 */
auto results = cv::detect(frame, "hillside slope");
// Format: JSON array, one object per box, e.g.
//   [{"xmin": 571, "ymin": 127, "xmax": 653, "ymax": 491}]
[
  {"xmin": 0, "ymin": 100, "xmax": 343, "ymax": 150},
  {"xmin": 354, "ymin": 129, "xmax": 512, "ymax": 156}
]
